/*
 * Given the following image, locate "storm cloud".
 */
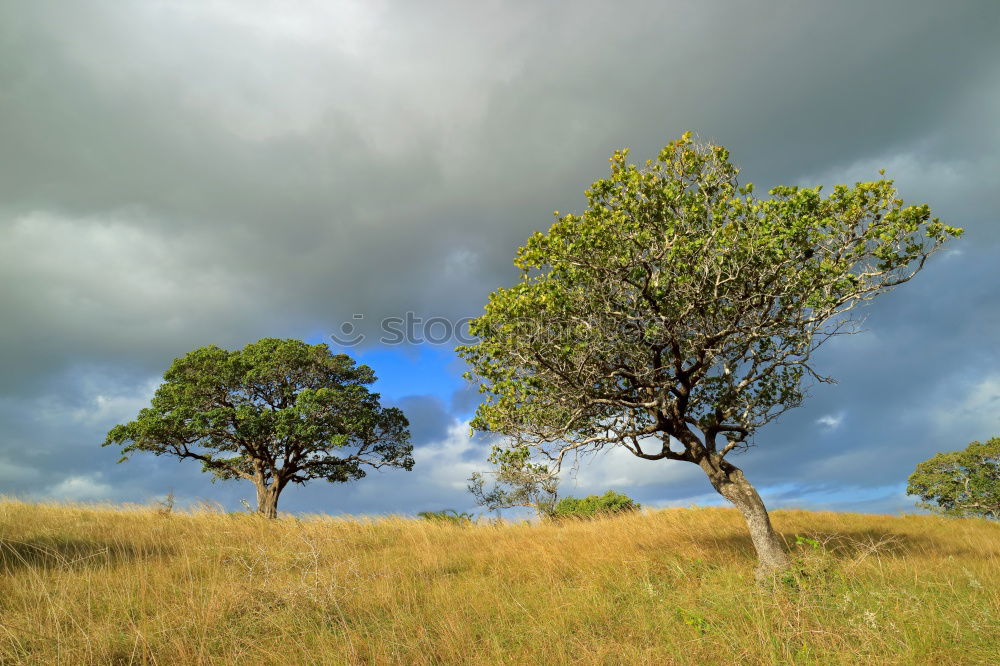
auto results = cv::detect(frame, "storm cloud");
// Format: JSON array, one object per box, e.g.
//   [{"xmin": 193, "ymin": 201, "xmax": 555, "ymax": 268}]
[{"xmin": 1, "ymin": 0, "xmax": 998, "ymax": 515}]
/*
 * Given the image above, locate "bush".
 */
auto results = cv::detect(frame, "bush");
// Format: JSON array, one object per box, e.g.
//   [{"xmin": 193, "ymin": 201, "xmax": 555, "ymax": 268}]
[
  {"xmin": 551, "ymin": 491, "xmax": 640, "ymax": 519},
  {"xmin": 417, "ymin": 509, "xmax": 475, "ymax": 525}
]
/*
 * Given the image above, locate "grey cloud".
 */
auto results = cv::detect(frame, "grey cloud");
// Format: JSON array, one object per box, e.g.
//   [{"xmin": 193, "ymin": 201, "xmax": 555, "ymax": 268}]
[
  {"xmin": 390, "ymin": 394, "xmax": 453, "ymax": 446},
  {"xmin": 2, "ymin": 0, "xmax": 999, "ymax": 514}
]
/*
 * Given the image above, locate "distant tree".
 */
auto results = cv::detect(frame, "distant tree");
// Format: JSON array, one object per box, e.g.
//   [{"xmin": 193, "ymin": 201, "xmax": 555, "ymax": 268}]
[
  {"xmin": 417, "ymin": 509, "xmax": 476, "ymax": 524},
  {"xmin": 468, "ymin": 446, "xmax": 559, "ymax": 518},
  {"xmin": 907, "ymin": 438, "xmax": 1000, "ymax": 519},
  {"xmin": 458, "ymin": 133, "xmax": 961, "ymax": 575},
  {"xmin": 551, "ymin": 491, "xmax": 640, "ymax": 519},
  {"xmin": 103, "ymin": 339, "xmax": 413, "ymax": 518}
]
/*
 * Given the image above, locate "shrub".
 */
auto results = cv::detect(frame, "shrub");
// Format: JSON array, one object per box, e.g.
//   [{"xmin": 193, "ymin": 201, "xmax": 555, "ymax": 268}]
[{"xmin": 551, "ymin": 491, "xmax": 640, "ymax": 519}]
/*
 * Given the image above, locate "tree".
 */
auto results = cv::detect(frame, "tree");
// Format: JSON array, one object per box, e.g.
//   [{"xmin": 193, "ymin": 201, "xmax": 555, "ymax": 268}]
[
  {"xmin": 104, "ymin": 338, "xmax": 413, "ymax": 518},
  {"xmin": 458, "ymin": 133, "xmax": 961, "ymax": 574},
  {"xmin": 468, "ymin": 446, "xmax": 559, "ymax": 518},
  {"xmin": 417, "ymin": 509, "xmax": 476, "ymax": 524},
  {"xmin": 907, "ymin": 438, "xmax": 1000, "ymax": 519}
]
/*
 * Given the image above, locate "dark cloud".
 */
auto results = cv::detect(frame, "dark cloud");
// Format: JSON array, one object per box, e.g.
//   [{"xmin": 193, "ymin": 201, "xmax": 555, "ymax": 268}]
[
  {"xmin": 1, "ymin": 0, "xmax": 998, "ymax": 515},
  {"xmin": 390, "ymin": 395, "xmax": 453, "ymax": 446}
]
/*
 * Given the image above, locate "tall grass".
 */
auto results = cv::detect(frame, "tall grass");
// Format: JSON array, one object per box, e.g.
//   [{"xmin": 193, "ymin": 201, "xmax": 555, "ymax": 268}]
[{"xmin": 1, "ymin": 498, "xmax": 997, "ymax": 664}]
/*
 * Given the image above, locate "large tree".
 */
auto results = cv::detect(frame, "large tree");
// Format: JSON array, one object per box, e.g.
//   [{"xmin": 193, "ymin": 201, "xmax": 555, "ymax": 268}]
[
  {"xmin": 907, "ymin": 438, "xmax": 1000, "ymax": 519},
  {"xmin": 104, "ymin": 339, "xmax": 413, "ymax": 517},
  {"xmin": 458, "ymin": 133, "xmax": 961, "ymax": 574}
]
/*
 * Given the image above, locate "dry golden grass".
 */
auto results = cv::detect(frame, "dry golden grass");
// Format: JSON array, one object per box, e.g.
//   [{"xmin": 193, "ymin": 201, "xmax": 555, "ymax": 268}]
[{"xmin": 0, "ymin": 498, "xmax": 997, "ymax": 665}]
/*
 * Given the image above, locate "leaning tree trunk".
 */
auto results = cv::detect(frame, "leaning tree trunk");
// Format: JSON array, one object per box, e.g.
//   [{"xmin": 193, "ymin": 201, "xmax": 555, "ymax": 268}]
[{"xmin": 698, "ymin": 454, "xmax": 790, "ymax": 577}]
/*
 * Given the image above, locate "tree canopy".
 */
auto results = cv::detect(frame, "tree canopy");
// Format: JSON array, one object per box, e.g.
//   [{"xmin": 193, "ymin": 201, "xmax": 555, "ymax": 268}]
[
  {"xmin": 907, "ymin": 438, "xmax": 1000, "ymax": 519},
  {"xmin": 104, "ymin": 338, "xmax": 413, "ymax": 517},
  {"xmin": 458, "ymin": 132, "xmax": 961, "ymax": 573}
]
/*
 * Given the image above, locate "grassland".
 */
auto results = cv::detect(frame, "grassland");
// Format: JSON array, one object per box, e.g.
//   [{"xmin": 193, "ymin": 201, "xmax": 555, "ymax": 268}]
[{"xmin": 0, "ymin": 499, "xmax": 997, "ymax": 665}]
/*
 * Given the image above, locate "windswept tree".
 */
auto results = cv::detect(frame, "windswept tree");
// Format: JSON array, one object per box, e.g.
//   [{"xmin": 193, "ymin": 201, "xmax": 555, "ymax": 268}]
[
  {"xmin": 458, "ymin": 133, "xmax": 961, "ymax": 574},
  {"xmin": 104, "ymin": 339, "xmax": 413, "ymax": 517},
  {"xmin": 907, "ymin": 438, "xmax": 1000, "ymax": 519}
]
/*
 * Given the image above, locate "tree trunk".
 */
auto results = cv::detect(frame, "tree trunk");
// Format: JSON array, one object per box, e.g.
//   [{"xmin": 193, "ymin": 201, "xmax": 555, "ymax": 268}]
[
  {"xmin": 255, "ymin": 482, "xmax": 281, "ymax": 519},
  {"xmin": 698, "ymin": 454, "xmax": 790, "ymax": 577}
]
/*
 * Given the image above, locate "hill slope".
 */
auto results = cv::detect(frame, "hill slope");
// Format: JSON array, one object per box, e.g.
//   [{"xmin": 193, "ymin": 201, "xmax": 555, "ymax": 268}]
[{"xmin": 1, "ymin": 499, "xmax": 998, "ymax": 664}]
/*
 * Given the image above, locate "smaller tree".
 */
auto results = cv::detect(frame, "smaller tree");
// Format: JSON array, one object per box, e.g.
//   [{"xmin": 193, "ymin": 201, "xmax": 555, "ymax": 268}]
[
  {"xmin": 417, "ymin": 509, "xmax": 476, "ymax": 525},
  {"xmin": 907, "ymin": 438, "xmax": 1000, "ymax": 519},
  {"xmin": 468, "ymin": 446, "xmax": 559, "ymax": 518},
  {"xmin": 103, "ymin": 339, "xmax": 414, "ymax": 518}
]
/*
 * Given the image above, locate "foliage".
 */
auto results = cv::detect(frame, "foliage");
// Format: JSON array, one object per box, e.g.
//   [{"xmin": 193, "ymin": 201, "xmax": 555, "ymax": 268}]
[
  {"xmin": 468, "ymin": 446, "xmax": 558, "ymax": 518},
  {"xmin": 103, "ymin": 338, "xmax": 413, "ymax": 516},
  {"xmin": 416, "ymin": 509, "xmax": 476, "ymax": 525},
  {"xmin": 551, "ymin": 490, "xmax": 640, "ymax": 519},
  {"xmin": 675, "ymin": 607, "xmax": 710, "ymax": 634},
  {"xmin": 907, "ymin": 438, "xmax": 1000, "ymax": 519},
  {"xmin": 458, "ymin": 131, "xmax": 960, "ymax": 467},
  {"xmin": 457, "ymin": 132, "xmax": 960, "ymax": 568}
]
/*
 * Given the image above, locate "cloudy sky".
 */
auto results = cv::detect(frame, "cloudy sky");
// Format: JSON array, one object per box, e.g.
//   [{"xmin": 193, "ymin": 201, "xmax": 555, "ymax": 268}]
[{"xmin": 2, "ymin": 0, "xmax": 998, "ymax": 517}]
